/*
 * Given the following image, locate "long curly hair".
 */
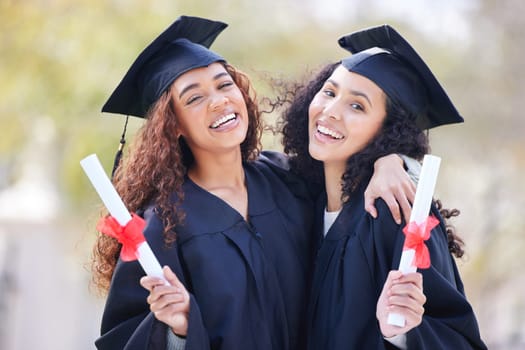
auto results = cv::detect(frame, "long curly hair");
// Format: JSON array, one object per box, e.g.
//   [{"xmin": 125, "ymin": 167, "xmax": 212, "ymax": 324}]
[
  {"xmin": 281, "ymin": 62, "xmax": 464, "ymax": 258},
  {"xmin": 91, "ymin": 63, "xmax": 262, "ymax": 293}
]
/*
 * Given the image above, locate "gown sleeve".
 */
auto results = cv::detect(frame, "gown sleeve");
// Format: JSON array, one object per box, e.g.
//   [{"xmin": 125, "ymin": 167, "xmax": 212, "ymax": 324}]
[
  {"xmin": 372, "ymin": 200, "xmax": 487, "ymax": 350},
  {"xmin": 398, "ymin": 154, "xmax": 421, "ymax": 184},
  {"xmin": 95, "ymin": 206, "xmax": 211, "ymax": 350}
]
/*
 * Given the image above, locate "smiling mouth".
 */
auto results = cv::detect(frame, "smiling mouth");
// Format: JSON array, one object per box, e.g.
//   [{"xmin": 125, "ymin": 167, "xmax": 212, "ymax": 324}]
[
  {"xmin": 210, "ymin": 113, "xmax": 237, "ymax": 129},
  {"xmin": 317, "ymin": 124, "xmax": 344, "ymax": 140}
]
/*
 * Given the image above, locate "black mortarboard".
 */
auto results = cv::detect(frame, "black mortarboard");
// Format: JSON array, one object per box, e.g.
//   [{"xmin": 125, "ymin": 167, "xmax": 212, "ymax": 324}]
[
  {"xmin": 101, "ymin": 16, "xmax": 227, "ymax": 178},
  {"xmin": 338, "ymin": 24, "xmax": 463, "ymax": 129},
  {"xmin": 102, "ymin": 15, "xmax": 227, "ymax": 118}
]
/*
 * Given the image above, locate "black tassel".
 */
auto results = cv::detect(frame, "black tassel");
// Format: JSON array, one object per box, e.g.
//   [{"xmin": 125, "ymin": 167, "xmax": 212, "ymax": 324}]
[{"xmin": 111, "ymin": 116, "xmax": 129, "ymax": 180}]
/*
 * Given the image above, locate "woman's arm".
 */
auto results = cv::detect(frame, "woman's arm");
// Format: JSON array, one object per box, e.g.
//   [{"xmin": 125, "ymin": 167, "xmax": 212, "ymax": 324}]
[
  {"xmin": 371, "ymin": 201, "xmax": 486, "ymax": 350},
  {"xmin": 365, "ymin": 154, "xmax": 419, "ymax": 224},
  {"xmin": 404, "ymin": 206, "xmax": 487, "ymax": 349},
  {"xmin": 95, "ymin": 206, "xmax": 211, "ymax": 350}
]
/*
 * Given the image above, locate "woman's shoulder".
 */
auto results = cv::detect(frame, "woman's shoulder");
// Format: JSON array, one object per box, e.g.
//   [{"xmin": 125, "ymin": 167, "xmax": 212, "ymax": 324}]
[
  {"xmin": 372, "ymin": 198, "xmax": 400, "ymax": 229},
  {"xmin": 253, "ymin": 150, "xmax": 321, "ymax": 201},
  {"xmin": 137, "ymin": 204, "xmax": 165, "ymax": 244},
  {"xmin": 252, "ymin": 151, "xmax": 298, "ymax": 190},
  {"xmin": 255, "ymin": 150, "xmax": 291, "ymax": 172},
  {"xmin": 361, "ymin": 198, "xmax": 403, "ymax": 257}
]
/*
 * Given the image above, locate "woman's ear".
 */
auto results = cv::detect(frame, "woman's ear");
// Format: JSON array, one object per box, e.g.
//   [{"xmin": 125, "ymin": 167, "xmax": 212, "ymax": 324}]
[
  {"xmin": 176, "ymin": 127, "xmax": 187, "ymax": 139},
  {"xmin": 173, "ymin": 120, "xmax": 184, "ymax": 138}
]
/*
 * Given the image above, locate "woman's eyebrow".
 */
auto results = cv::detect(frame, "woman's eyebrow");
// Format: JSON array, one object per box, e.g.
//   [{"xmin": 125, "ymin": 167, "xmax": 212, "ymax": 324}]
[
  {"xmin": 213, "ymin": 72, "xmax": 229, "ymax": 80},
  {"xmin": 179, "ymin": 72, "xmax": 231, "ymax": 99},
  {"xmin": 349, "ymin": 89, "xmax": 372, "ymax": 107},
  {"xmin": 179, "ymin": 83, "xmax": 199, "ymax": 99},
  {"xmin": 326, "ymin": 79, "xmax": 339, "ymax": 88}
]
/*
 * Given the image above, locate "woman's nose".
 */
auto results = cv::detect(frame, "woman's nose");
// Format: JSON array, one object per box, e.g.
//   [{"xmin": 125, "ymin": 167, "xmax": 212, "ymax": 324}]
[
  {"xmin": 209, "ymin": 94, "xmax": 229, "ymax": 110},
  {"xmin": 324, "ymin": 100, "xmax": 342, "ymax": 120}
]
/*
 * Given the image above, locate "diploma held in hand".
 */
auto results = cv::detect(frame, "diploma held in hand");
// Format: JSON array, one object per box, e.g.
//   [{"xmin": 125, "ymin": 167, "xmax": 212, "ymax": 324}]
[
  {"xmin": 387, "ymin": 154, "xmax": 441, "ymax": 327},
  {"xmin": 80, "ymin": 154, "xmax": 166, "ymax": 282}
]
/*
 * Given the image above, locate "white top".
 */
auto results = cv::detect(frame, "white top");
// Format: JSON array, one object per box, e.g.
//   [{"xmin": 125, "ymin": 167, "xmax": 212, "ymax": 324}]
[{"xmin": 323, "ymin": 208, "xmax": 341, "ymax": 236}]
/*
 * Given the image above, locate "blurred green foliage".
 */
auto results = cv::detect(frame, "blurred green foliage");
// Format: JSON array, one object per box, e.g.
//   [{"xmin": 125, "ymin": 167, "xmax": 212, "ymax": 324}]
[
  {"xmin": 0, "ymin": 1, "xmax": 406, "ymax": 211},
  {"xmin": 1, "ymin": 0, "xmax": 523, "ymax": 210}
]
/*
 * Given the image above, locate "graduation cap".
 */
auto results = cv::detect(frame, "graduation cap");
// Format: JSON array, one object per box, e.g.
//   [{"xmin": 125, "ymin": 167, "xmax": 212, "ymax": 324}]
[
  {"xmin": 101, "ymin": 15, "xmax": 228, "ymax": 177},
  {"xmin": 103, "ymin": 15, "xmax": 227, "ymax": 118},
  {"xmin": 338, "ymin": 24, "xmax": 463, "ymax": 130}
]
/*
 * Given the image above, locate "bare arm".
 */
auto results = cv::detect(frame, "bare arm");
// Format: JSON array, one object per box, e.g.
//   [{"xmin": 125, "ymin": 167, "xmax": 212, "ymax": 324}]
[{"xmin": 365, "ymin": 154, "xmax": 419, "ymax": 224}]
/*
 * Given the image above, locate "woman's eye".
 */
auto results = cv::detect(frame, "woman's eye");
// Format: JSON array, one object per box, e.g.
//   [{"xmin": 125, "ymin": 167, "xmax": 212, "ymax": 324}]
[
  {"xmin": 351, "ymin": 103, "xmax": 364, "ymax": 111},
  {"xmin": 219, "ymin": 81, "xmax": 234, "ymax": 89},
  {"xmin": 186, "ymin": 95, "xmax": 202, "ymax": 105},
  {"xmin": 323, "ymin": 89, "xmax": 335, "ymax": 97}
]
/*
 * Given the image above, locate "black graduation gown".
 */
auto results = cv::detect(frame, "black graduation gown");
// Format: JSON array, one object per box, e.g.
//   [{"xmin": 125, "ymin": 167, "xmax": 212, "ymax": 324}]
[
  {"xmin": 95, "ymin": 153, "xmax": 314, "ymax": 350},
  {"xmin": 306, "ymin": 188, "xmax": 487, "ymax": 350}
]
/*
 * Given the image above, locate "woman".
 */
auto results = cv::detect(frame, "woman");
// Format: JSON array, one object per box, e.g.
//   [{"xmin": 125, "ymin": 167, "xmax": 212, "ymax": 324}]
[
  {"xmin": 281, "ymin": 25, "xmax": 487, "ymax": 349},
  {"xmin": 92, "ymin": 17, "xmax": 415, "ymax": 350}
]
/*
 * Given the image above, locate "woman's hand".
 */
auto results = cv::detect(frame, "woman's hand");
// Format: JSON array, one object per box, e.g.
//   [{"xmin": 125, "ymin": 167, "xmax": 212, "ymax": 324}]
[
  {"xmin": 377, "ymin": 270, "xmax": 426, "ymax": 338},
  {"xmin": 365, "ymin": 154, "xmax": 416, "ymax": 224},
  {"xmin": 140, "ymin": 266, "xmax": 190, "ymax": 337}
]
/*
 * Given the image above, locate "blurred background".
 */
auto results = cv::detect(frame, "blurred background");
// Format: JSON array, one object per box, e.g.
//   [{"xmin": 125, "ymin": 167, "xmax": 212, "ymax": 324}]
[{"xmin": 0, "ymin": 0, "xmax": 523, "ymax": 348}]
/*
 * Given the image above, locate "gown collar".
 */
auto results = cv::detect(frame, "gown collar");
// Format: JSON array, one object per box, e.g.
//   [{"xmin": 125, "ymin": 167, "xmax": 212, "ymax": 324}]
[
  {"xmin": 321, "ymin": 186, "xmax": 366, "ymax": 241},
  {"xmin": 179, "ymin": 161, "xmax": 276, "ymax": 233}
]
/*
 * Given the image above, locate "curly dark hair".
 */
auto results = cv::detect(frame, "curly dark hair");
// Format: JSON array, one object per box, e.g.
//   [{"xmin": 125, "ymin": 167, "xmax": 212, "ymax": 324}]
[
  {"xmin": 281, "ymin": 62, "xmax": 464, "ymax": 258},
  {"xmin": 91, "ymin": 63, "xmax": 263, "ymax": 293}
]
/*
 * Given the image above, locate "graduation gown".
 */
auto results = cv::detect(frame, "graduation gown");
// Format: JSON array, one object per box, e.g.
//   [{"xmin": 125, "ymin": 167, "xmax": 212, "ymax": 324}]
[
  {"xmin": 306, "ymin": 187, "xmax": 487, "ymax": 350},
  {"xmin": 95, "ymin": 152, "xmax": 314, "ymax": 350}
]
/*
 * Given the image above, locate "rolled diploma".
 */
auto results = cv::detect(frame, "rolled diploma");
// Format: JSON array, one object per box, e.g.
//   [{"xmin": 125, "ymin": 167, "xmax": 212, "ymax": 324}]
[
  {"xmin": 80, "ymin": 154, "xmax": 166, "ymax": 281},
  {"xmin": 387, "ymin": 154, "xmax": 441, "ymax": 327}
]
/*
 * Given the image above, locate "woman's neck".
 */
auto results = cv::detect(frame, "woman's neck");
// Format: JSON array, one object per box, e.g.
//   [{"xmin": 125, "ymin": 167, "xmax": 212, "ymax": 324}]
[
  {"xmin": 188, "ymin": 149, "xmax": 245, "ymax": 190},
  {"xmin": 323, "ymin": 162, "xmax": 346, "ymax": 212},
  {"xmin": 188, "ymin": 148, "xmax": 248, "ymax": 220}
]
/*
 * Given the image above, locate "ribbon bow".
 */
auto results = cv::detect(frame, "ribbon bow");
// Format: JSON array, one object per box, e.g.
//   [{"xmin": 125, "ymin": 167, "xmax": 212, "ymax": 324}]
[
  {"xmin": 96, "ymin": 213, "xmax": 146, "ymax": 261},
  {"xmin": 402, "ymin": 215, "xmax": 439, "ymax": 269}
]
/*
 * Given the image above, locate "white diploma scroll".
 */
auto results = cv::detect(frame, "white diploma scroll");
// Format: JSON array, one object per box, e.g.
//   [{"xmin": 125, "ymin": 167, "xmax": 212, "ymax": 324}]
[
  {"xmin": 387, "ymin": 154, "xmax": 441, "ymax": 327},
  {"xmin": 80, "ymin": 154, "xmax": 166, "ymax": 282}
]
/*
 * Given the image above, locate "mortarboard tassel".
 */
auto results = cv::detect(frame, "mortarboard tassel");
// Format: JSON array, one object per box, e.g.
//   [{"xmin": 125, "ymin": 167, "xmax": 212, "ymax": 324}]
[{"xmin": 111, "ymin": 115, "xmax": 129, "ymax": 180}]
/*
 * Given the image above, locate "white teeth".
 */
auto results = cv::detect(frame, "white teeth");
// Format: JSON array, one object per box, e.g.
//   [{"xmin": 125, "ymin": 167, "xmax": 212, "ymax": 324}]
[
  {"xmin": 317, "ymin": 125, "xmax": 344, "ymax": 139},
  {"xmin": 210, "ymin": 113, "xmax": 236, "ymax": 129}
]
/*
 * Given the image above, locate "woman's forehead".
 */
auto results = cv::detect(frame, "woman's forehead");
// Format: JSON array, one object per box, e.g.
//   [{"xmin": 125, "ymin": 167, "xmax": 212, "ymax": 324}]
[
  {"xmin": 329, "ymin": 66, "xmax": 384, "ymax": 96},
  {"xmin": 171, "ymin": 63, "xmax": 229, "ymax": 96},
  {"xmin": 175, "ymin": 63, "xmax": 227, "ymax": 83}
]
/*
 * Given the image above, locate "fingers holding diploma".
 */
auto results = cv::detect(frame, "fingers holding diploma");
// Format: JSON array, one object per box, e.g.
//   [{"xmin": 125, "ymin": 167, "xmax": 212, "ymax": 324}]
[
  {"xmin": 140, "ymin": 266, "xmax": 190, "ymax": 337},
  {"xmin": 377, "ymin": 270, "xmax": 426, "ymax": 339}
]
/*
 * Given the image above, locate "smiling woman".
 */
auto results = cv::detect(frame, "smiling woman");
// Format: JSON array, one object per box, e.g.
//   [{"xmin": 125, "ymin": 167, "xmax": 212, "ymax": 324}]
[
  {"xmin": 89, "ymin": 15, "xmax": 419, "ymax": 350},
  {"xmin": 92, "ymin": 16, "xmax": 317, "ymax": 350},
  {"xmin": 308, "ymin": 66, "xmax": 387, "ymax": 169},
  {"xmin": 281, "ymin": 24, "xmax": 487, "ymax": 349},
  {"xmin": 171, "ymin": 63, "xmax": 250, "ymax": 163}
]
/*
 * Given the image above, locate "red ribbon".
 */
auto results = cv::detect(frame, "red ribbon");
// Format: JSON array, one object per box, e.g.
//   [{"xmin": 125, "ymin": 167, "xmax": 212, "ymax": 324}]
[
  {"xmin": 402, "ymin": 215, "xmax": 439, "ymax": 269},
  {"xmin": 96, "ymin": 213, "xmax": 146, "ymax": 261}
]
